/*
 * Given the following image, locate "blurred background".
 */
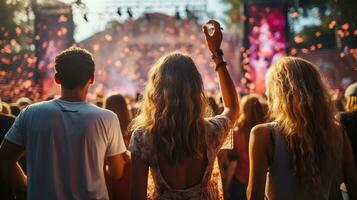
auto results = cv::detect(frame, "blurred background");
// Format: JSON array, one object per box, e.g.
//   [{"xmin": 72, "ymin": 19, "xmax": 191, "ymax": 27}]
[{"xmin": 0, "ymin": 0, "xmax": 356, "ymax": 101}]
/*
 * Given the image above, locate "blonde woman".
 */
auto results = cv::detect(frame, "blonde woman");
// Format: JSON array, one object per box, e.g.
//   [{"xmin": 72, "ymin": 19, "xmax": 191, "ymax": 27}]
[
  {"xmin": 129, "ymin": 20, "xmax": 239, "ymax": 199},
  {"xmin": 247, "ymin": 57, "xmax": 357, "ymax": 199}
]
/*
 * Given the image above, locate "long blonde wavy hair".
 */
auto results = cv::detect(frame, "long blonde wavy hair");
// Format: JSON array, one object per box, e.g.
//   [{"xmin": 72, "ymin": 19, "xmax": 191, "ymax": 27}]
[
  {"xmin": 266, "ymin": 57, "xmax": 342, "ymax": 193},
  {"xmin": 131, "ymin": 52, "xmax": 207, "ymax": 164}
]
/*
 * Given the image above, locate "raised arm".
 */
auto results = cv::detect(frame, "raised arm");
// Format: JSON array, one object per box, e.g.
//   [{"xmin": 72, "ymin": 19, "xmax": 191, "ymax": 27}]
[{"xmin": 203, "ymin": 20, "xmax": 239, "ymax": 123}]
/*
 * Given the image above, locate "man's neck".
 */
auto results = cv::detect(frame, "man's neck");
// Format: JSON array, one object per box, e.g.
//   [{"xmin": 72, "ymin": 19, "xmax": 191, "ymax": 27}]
[{"xmin": 60, "ymin": 88, "xmax": 87, "ymax": 102}]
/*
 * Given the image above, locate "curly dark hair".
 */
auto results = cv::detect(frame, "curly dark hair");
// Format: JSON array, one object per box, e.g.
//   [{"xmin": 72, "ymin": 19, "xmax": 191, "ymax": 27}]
[{"xmin": 55, "ymin": 46, "xmax": 95, "ymax": 89}]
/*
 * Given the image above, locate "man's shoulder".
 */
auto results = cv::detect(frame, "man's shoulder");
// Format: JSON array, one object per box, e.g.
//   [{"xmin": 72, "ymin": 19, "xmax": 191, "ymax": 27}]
[
  {"xmin": 26, "ymin": 100, "xmax": 55, "ymax": 110},
  {"xmin": 85, "ymin": 104, "xmax": 118, "ymax": 120},
  {"xmin": 15, "ymin": 101, "xmax": 52, "ymax": 116},
  {"xmin": 24, "ymin": 100, "xmax": 117, "ymax": 119},
  {"xmin": 85, "ymin": 107, "xmax": 119, "ymax": 133}
]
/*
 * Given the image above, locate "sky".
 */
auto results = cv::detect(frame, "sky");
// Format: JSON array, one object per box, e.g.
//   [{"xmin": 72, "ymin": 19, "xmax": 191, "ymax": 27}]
[
  {"xmin": 61, "ymin": 0, "xmax": 228, "ymax": 42},
  {"xmin": 60, "ymin": 0, "xmax": 319, "ymax": 42}
]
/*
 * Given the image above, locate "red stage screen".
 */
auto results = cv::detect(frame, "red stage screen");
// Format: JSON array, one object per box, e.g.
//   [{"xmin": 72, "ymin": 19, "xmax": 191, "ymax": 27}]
[{"xmin": 247, "ymin": 4, "xmax": 287, "ymax": 93}]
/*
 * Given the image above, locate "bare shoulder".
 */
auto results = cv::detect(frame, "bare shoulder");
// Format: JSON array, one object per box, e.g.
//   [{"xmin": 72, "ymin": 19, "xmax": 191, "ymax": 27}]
[
  {"xmin": 250, "ymin": 123, "xmax": 273, "ymax": 153},
  {"xmin": 250, "ymin": 123, "xmax": 271, "ymax": 140}
]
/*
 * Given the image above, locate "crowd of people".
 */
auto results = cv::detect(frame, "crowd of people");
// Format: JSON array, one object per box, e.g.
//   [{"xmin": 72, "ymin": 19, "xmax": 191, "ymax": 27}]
[
  {"xmin": 0, "ymin": 13, "xmax": 240, "ymax": 103},
  {"xmin": 0, "ymin": 20, "xmax": 357, "ymax": 200},
  {"xmin": 78, "ymin": 13, "xmax": 241, "ymax": 100}
]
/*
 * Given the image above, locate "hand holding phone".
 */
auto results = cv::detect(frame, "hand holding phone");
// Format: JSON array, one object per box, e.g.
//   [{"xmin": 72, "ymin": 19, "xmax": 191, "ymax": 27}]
[{"xmin": 203, "ymin": 20, "xmax": 223, "ymax": 54}]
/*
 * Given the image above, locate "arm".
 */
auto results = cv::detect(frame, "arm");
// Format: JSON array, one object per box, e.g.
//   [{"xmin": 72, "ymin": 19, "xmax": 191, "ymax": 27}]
[
  {"xmin": 131, "ymin": 154, "xmax": 149, "ymax": 200},
  {"xmin": 0, "ymin": 139, "xmax": 27, "ymax": 192},
  {"xmin": 342, "ymin": 132, "xmax": 357, "ymax": 199},
  {"xmin": 247, "ymin": 124, "xmax": 272, "ymax": 200},
  {"xmin": 105, "ymin": 153, "xmax": 126, "ymax": 179},
  {"xmin": 225, "ymin": 160, "xmax": 237, "ymax": 192},
  {"xmin": 203, "ymin": 20, "xmax": 239, "ymax": 123},
  {"xmin": 105, "ymin": 114, "xmax": 127, "ymax": 179}
]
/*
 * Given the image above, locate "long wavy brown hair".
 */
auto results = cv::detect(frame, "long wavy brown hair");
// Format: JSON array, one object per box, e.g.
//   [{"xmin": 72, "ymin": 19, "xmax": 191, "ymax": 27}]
[
  {"xmin": 131, "ymin": 52, "xmax": 207, "ymax": 164},
  {"xmin": 266, "ymin": 57, "xmax": 342, "ymax": 194},
  {"xmin": 237, "ymin": 94, "xmax": 265, "ymax": 130},
  {"xmin": 103, "ymin": 93, "xmax": 132, "ymax": 145}
]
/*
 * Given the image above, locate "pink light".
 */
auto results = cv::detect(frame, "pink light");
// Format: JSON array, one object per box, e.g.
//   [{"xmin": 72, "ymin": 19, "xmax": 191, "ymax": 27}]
[
  {"xmin": 92, "ymin": 44, "xmax": 100, "ymax": 52},
  {"xmin": 290, "ymin": 11, "xmax": 299, "ymax": 18},
  {"xmin": 328, "ymin": 20, "xmax": 336, "ymax": 29},
  {"xmin": 105, "ymin": 34, "xmax": 112, "ymax": 41},
  {"xmin": 341, "ymin": 23, "xmax": 349, "ymax": 31},
  {"xmin": 294, "ymin": 35, "xmax": 304, "ymax": 44},
  {"xmin": 10, "ymin": 39, "xmax": 16, "ymax": 46},
  {"xmin": 58, "ymin": 15, "xmax": 68, "ymax": 23},
  {"xmin": 301, "ymin": 48, "xmax": 309, "ymax": 54},
  {"xmin": 15, "ymin": 27, "xmax": 22, "ymax": 36}
]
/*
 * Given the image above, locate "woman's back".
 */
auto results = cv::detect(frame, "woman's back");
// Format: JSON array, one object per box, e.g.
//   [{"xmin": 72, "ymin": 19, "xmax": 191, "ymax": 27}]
[
  {"xmin": 129, "ymin": 115, "xmax": 232, "ymax": 199},
  {"xmin": 233, "ymin": 127, "xmax": 250, "ymax": 183},
  {"xmin": 266, "ymin": 122, "xmax": 343, "ymax": 200},
  {"xmin": 246, "ymin": 57, "xmax": 357, "ymax": 200},
  {"xmin": 129, "ymin": 21, "xmax": 239, "ymax": 200},
  {"xmin": 157, "ymin": 154, "xmax": 207, "ymax": 189}
]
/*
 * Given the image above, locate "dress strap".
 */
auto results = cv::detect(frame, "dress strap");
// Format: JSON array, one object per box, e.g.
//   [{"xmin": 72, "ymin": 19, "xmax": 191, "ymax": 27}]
[{"xmin": 268, "ymin": 122, "xmax": 276, "ymax": 164}]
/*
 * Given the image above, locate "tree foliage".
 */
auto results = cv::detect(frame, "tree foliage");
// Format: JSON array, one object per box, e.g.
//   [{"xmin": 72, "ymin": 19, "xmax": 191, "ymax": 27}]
[
  {"xmin": 221, "ymin": 0, "xmax": 356, "ymax": 49},
  {"xmin": 298, "ymin": 0, "xmax": 357, "ymax": 28},
  {"xmin": 0, "ymin": 0, "xmax": 33, "ymax": 50},
  {"xmin": 221, "ymin": 0, "xmax": 241, "ymax": 29}
]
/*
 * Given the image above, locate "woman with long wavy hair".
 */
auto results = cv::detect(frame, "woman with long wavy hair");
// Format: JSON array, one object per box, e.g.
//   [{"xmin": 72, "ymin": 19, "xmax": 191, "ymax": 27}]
[
  {"xmin": 128, "ymin": 20, "xmax": 239, "ymax": 199},
  {"xmin": 103, "ymin": 93, "xmax": 132, "ymax": 200},
  {"xmin": 247, "ymin": 57, "xmax": 357, "ymax": 199},
  {"xmin": 227, "ymin": 94, "xmax": 265, "ymax": 200}
]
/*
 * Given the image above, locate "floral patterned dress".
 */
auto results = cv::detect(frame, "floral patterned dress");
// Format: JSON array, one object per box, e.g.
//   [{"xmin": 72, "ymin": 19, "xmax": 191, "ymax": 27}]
[{"xmin": 128, "ymin": 115, "xmax": 233, "ymax": 200}]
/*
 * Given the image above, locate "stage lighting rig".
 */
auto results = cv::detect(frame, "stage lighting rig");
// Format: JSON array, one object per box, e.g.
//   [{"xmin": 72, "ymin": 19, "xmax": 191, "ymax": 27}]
[
  {"xmin": 83, "ymin": 13, "xmax": 88, "ymax": 22},
  {"xmin": 117, "ymin": 7, "xmax": 122, "ymax": 16},
  {"xmin": 127, "ymin": 8, "xmax": 133, "ymax": 18},
  {"xmin": 104, "ymin": 0, "xmax": 207, "ymax": 22},
  {"xmin": 185, "ymin": 5, "xmax": 197, "ymax": 21},
  {"xmin": 145, "ymin": 13, "xmax": 151, "ymax": 21},
  {"xmin": 185, "ymin": 5, "xmax": 190, "ymax": 16},
  {"xmin": 75, "ymin": 0, "xmax": 82, "ymax": 6},
  {"xmin": 73, "ymin": 0, "xmax": 86, "ymax": 9},
  {"xmin": 175, "ymin": 7, "xmax": 181, "ymax": 20}
]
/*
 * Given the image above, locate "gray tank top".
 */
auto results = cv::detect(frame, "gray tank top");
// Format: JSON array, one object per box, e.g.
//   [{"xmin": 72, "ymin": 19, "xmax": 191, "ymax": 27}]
[{"xmin": 265, "ymin": 122, "xmax": 342, "ymax": 200}]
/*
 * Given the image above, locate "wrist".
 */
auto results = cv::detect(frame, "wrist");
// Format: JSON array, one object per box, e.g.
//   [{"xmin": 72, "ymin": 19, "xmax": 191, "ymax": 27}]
[
  {"xmin": 211, "ymin": 49, "xmax": 223, "ymax": 60},
  {"xmin": 215, "ymin": 61, "xmax": 227, "ymax": 71},
  {"xmin": 213, "ymin": 56, "xmax": 223, "ymax": 65}
]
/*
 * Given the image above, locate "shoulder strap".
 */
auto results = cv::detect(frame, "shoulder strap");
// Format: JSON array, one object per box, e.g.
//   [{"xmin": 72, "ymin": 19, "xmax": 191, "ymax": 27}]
[{"xmin": 268, "ymin": 123, "xmax": 275, "ymax": 165}]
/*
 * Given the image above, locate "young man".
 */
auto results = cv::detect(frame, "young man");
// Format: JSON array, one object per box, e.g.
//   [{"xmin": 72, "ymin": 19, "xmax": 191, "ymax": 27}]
[{"xmin": 0, "ymin": 47, "xmax": 126, "ymax": 199}]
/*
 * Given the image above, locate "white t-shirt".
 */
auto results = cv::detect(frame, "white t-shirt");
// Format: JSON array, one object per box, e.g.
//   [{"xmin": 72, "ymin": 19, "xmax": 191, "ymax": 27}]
[{"xmin": 5, "ymin": 99, "xmax": 126, "ymax": 200}]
